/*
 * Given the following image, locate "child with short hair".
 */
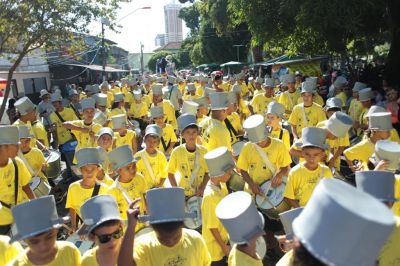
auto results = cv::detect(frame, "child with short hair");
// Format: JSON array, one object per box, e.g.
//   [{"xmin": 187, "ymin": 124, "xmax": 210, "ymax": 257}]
[
  {"xmin": 150, "ymin": 106, "xmax": 177, "ymax": 157},
  {"xmin": 266, "ymin": 101, "xmax": 290, "ymax": 150},
  {"xmin": 112, "ymin": 114, "xmax": 138, "ymax": 153}
]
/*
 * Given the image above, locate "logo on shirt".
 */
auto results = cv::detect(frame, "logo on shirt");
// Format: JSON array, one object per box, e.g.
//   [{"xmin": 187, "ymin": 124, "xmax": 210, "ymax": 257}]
[{"xmin": 164, "ymin": 255, "xmax": 187, "ymax": 266}]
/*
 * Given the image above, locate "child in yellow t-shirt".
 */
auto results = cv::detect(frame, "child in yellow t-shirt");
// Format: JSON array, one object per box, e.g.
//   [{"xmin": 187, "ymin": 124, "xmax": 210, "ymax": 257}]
[
  {"xmin": 249, "ymin": 78, "xmax": 275, "ymax": 115},
  {"xmin": 168, "ymin": 113, "xmax": 209, "ymax": 197},
  {"xmin": 65, "ymin": 148, "xmax": 109, "ymax": 232},
  {"xmin": 226, "ymin": 92, "xmax": 244, "ymax": 145},
  {"xmin": 112, "ymin": 114, "xmax": 138, "ymax": 154},
  {"xmin": 266, "ymin": 101, "xmax": 291, "ymax": 150},
  {"xmin": 0, "ymin": 233, "xmax": 23, "ymax": 265},
  {"xmin": 150, "ymin": 107, "xmax": 177, "ymax": 157},
  {"xmin": 8, "ymin": 196, "xmax": 81, "ymax": 266},
  {"xmin": 284, "ymin": 127, "xmax": 333, "ymax": 208},
  {"xmin": 183, "ymin": 83, "xmax": 200, "ymax": 101},
  {"xmin": 95, "ymin": 128, "xmax": 114, "ymax": 185},
  {"xmin": 108, "ymin": 93, "xmax": 127, "ymax": 118},
  {"xmin": 135, "ymin": 125, "xmax": 168, "ymax": 188},
  {"xmin": 128, "ymin": 90, "xmax": 148, "ymax": 120}
]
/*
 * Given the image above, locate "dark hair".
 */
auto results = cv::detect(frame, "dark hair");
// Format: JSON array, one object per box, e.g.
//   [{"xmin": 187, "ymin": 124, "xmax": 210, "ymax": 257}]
[
  {"xmin": 182, "ymin": 125, "xmax": 199, "ymax": 134},
  {"xmin": 8, "ymin": 98, "xmax": 16, "ymax": 108},
  {"xmin": 111, "ymin": 101, "xmax": 119, "ymax": 110},
  {"xmin": 151, "ymin": 221, "xmax": 184, "ymax": 234},
  {"xmin": 214, "ymin": 75, "xmax": 222, "ymax": 81},
  {"xmin": 302, "ymin": 146, "xmax": 324, "ymax": 152},
  {"xmin": 293, "ymin": 241, "xmax": 326, "ymax": 266},
  {"xmin": 91, "ymin": 219, "xmax": 121, "ymax": 235}
]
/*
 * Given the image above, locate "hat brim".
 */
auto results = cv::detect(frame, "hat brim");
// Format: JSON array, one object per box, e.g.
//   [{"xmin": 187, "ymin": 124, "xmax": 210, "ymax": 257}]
[
  {"xmin": 295, "ymin": 142, "xmax": 329, "ymax": 150},
  {"xmin": 77, "ymin": 217, "xmax": 122, "ymax": 236},
  {"xmin": 111, "ymin": 157, "xmax": 140, "ymax": 172},
  {"xmin": 180, "ymin": 123, "xmax": 199, "ymax": 132},
  {"xmin": 139, "ymin": 212, "xmax": 196, "ymax": 225}
]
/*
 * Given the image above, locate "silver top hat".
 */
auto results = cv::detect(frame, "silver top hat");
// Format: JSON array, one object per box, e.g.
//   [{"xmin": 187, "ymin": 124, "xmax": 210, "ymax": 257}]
[
  {"xmin": 293, "ymin": 178, "xmax": 395, "ymax": 266},
  {"xmin": 305, "ymin": 77, "xmax": 318, "ymax": 86},
  {"xmin": 359, "ymin": 88, "xmax": 373, "ymax": 102},
  {"xmin": 194, "ymin": 97, "xmax": 209, "ymax": 108},
  {"xmin": 243, "ymin": 115, "xmax": 269, "ymax": 143},
  {"xmin": 227, "ymin": 91, "xmax": 237, "ymax": 105},
  {"xmin": 18, "ymin": 125, "xmax": 34, "ymax": 139},
  {"xmin": 178, "ymin": 113, "xmax": 198, "ymax": 133},
  {"xmin": 216, "ymin": 191, "xmax": 264, "ymax": 244},
  {"xmin": 81, "ymin": 98, "xmax": 96, "ymax": 110},
  {"xmin": 266, "ymin": 101, "xmax": 285, "ymax": 119},
  {"xmin": 301, "ymin": 81, "xmax": 316, "ymax": 94},
  {"xmin": 108, "ymin": 144, "xmax": 139, "ymax": 172},
  {"xmin": 97, "ymin": 127, "xmax": 114, "ymax": 138},
  {"xmin": 133, "ymin": 90, "xmax": 142, "ymax": 100},
  {"xmin": 282, "ymin": 74, "xmax": 295, "ymax": 85},
  {"xmin": 145, "ymin": 124, "xmax": 162, "ymax": 138},
  {"xmin": 152, "ymin": 84, "xmax": 163, "ymax": 95},
  {"xmin": 263, "ymin": 78, "xmax": 275, "ymax": 88},
  {"xmin": 365, "ymin": 105, "xmax": 386, "ymax": 118},
  {"xmin": 353, "ymin": 81, "xmax": 367, "ymax": 92},
  {"xmin": 15, "ymin": 96, "xmax": 36, "ymax": 115},
  {"xmin": 186, "ymin": 83, "xmax": 196, "ymax": 92},
  {"xmin": 356, "ymin": 170, "xmax": 397, "ymax": 202},
  {"xmin": 78, "ymin": 195, "xmax": 121, "ymax": 235},
  {"xmin": 139, "ymin": 187, "xmax": 195, "ymax": 224},
  {"xmin": 375, "ymin": 140, "xmax": 400, "ymax": 171},
  {"xmin": 11, "ymin": 195, "xmax": 68, "ymax": 242},
  {"xmin": 150, "ymin": 106, "xmax": 164, "ymax": 119},
  {"xmin": 113, "ymin": 93, "xmax": 124, "ymax": 103},
  {"xmin": 232, "ymin": 141, "xmax": 246, "ymax": 157},
  {"xmin": 255, "ymin": 77, "xmax": 264, "ymax": 84},
  {"xmin": 76, "ymin": 147, "xmax": 104, "ymax": 168},
  {"xmin": 333, "ymin": 76, "xmax": 348, "ymax": 88},
  {"xmin": 325, "ymin": 97, "xmax": 342, "ymax": 111},
  {"xmin": 204, "ymin": 146, "xmax": 235, "ymax": 178},
  {"xmin": 39, "ymin": 89, "xmax": 50, "ymax": 98},
  {"xmin": 210, "ymin": 92, "xmax": 229, "ymax": 110},
  {"xmin": 111, "ymin": 114, "xmax": 127, "ymax": 129},
  {"xmin": 0, "ymin": 125, "xmax": 20, "ymax": 145},
  {"xmin": 95, "ymin": 93, "xmax": 108, "ymax": 107},
  {"xmin": 326, "ymin": 111, "xmax": 353, "ymax": 138},
  {"xmin": 296, "ymin": 127, "xmax": 329, "ymax": 150},
  {"xmin": 93, "ymin": 111, "xmax": 108, "ymax": 126},
  {"xmin": 369, "ymin": 112, "xmax": 392, "ymax": 131},
  {"xmin": 50, "ymin": 93, "xmax": 62, "ymax": 103},
  {"xmin": 181, "ymin": 101, "xmax": 198, "ymax": 115},
  {"xmin": 279, "ymin": 207, "xmax": 303, "ymax": 240},
  {"xmin": 204, "ymin": 87, "xmax": 216, "ymax": 97}
]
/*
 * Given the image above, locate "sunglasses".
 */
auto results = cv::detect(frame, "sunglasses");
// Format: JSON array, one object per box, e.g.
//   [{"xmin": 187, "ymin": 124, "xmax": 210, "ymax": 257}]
[{"xmin": 95, "ymin": 227, "xmax": 123, "ymax": 244}]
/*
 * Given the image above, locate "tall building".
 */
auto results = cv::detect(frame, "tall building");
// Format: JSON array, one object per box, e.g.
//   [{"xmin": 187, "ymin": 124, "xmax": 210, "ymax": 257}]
[
  {"xmin": 155, "ymin": 34, "xmax": 166, "ymax": 47},
  {"xmin": 164, "ymin": 2, "xmax": 183, "ymax": 44}
]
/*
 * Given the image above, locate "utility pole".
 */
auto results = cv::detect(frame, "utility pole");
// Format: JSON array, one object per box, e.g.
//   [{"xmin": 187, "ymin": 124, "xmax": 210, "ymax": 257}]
[
  {"xmin": 140, "ymin": 42, "xmax": 144, "ymax": 74},
  {"xmin": 233, "ymin": 44, "xmax": 245, "ymax": 62},
  {"xmin": 101, "ymin": 22, "xmax": 106, "ymax": 81}
]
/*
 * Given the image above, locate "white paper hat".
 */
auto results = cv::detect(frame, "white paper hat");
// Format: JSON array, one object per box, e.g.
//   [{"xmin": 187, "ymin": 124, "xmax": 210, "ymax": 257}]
[
  {"xmin": 150, "ymin": 106, "xmax": 164, "ymax": 119},
  {"xmin": 216, "ymin": 191, "xmax": 264, "ymax": 244},
  {"xmin": 368, "ymin": 112, "xmax": 392, "ymax": 131},
  {"xmin": 76, "ymin": 147, "xmax": 104, "ymax": 168},
  {"xmin": 263, "ymin": 78, "xmax": 275, "ymax": 88},
  {"xmin": 325, "ymin": 97, "xmax": 342, "ymax": 110},
  {"xmin": 186, "ymin": 83, "xmax": 196, "ymax": 92},
  {"xmin": 210, "ymin": 92, "xmax": 229, "ymax": 110},
  {"xmin": 293, "ymin": 178, "xmax": 395, "ymax": 266},
  {"xmin": 243, "ymin": 115, "xmax": 269, "ymax": 143},
  {"xmin": 15, "ymin": 96, "xmax": 36, "ymax": 115},
  {"xmin": 0, "ymin": 125, "xmax": 20, "ymax": 145},
  {"xmin": 352, "ymin": 81, "xmax": 367, "ymax": 92},
  {"xmin": 93, "ymin": 111, "xmax": 108, "ymax": 126},
  {"xmin": 333, "ymin": 76, "xmax": 348, "ymax": 88},
  {"xmin": 296, "ymin": 127, "xmax": 329, "ymax": 150},
  {"xmin": 365, "ymin": 105, "xmax": 386, "ymax": 118},
  {"xmin": 39, "ymin": 89, "xmax": 50, "ymax": 98},
  {"xmin": 152, "ymin": 84, "xmax": 163, "ymax": 95},
  {"xmin": 50, "ymin": 93, "xmax": 62, "ymax": 103},
  {"xmin": 178, "ymin": 113, "xmax": 198, "ymax": 132},
  {"xmin": 359, "ymin": 88, "xmax": 373, "ymax": 102},
  {"xmin": 181, "ymin": 101, "xmax": 199, "ymax": 115},
  {"xmin": 266, "ymin": 101, "xmax": 285, "ymax": 119},
  {"xmin": 356, "ymin": 170, "xmax": 397, "ymax": 202},
  {"xmin": 11, "ymin": 196, "xmax": 68, "ymax": 242},
  {"xmin": 78, "ymin": 195, "xmax": 121, "ymax": 236},
  {"xmin": 95, "ymin": 93, "xmax": 108, "ymax": 107},
  {"xmin": 255, "ymin": 77, "xmax": 264, "ymax": 84},
  {"xmin": 227, "ymin": 91, "xmax": 238, "ymax": 105},
  {"xmin": 278, "ymin": 207, "xmax": 303, "ymax": 240},
  {"xmin": 145, "ymin": 124, "xmax": 162, "ymax": 138},
  {"xmin": 133, "ymin": 90, "xmax": 142, "ymax": 100},
  {"xmin": 301, "ymin": 81, "xmax": 316, "ymax": 94},
  {"xmin": 111, "ymin": 114, "xmax": 128, "ymax": 129},
  {"xmin": 326, "ymin": 111, "xmax": 353, "ymax": 138},
  {"xmin": 108, "ymin": 144, "xmax": 139, "ymax": 172},
  {"xmin": 204, "ymin": 147, "xmax": 235, "ymax": 178},
  {"xmin": 97, "ymin": 127, "xmax": 114, "ymax": 138},
  {"xmin": 81, "ymin": 98, "xmax": 96, "ymax": 110},
  {"xmin": 375, "ymin": 140, "xmax": 400, "ymax": 171},
  {"xmin": 18, "ymin": 125, "xmax": 34, "ymax": 139}
]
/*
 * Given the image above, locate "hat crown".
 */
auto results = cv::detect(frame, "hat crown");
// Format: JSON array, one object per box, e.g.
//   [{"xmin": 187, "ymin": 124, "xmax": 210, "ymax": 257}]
[
  {"xmin": 76, "ymin": 147, "xmax": 103, "ymax": 168},
  {"xmin": 210, "ymin": 92, "xmax": 229, "ymax": 110},
  {"xmin": 81, "ymin": 98, "xmax": 96, "ymax": 110},
  {"xmin": 279, "ymin": 207, "xmax": 303, "ymax": 240},
  {"xmin": 181, "ymin": 101, "xmax": 198, "ymax": 115},
  {"xmin": 333, "ymin": 76, "xmax": 348, "ymax": 88},
  {"xmin": 305, "ymin": 77, "xmax": 318, "ymax": 86},
  {"xmin": 114, "ymin": 93, "xmax": 124, "ymax": 102},
  {"xmin": 227, "ymin": 91, "xmax": 237, "ymax": 105},
  {"xmin": 243, "ymin": 115, "xmax": 269, "ymax": 143},
  {"xmin": 186, "ymin": 83, "xmax": 196, "ymax": 92},
  {"xmin": 194, "ymin": 97, "xmax": 208, "ymax": 107},
  {"xmin": 356, "ymin": 170, "xmax": 396, "ymax": 201},
  {"xmin": 369, "ymin": 112, "xmax": 392, "ymax": 131},
  {"xmin": 282, "ymin": 74, "xmax": 295, "ymax": 84},
  {"xmin": 353, "ymin": 81, "xmax": 367, "ymax": 91},
  {"xmin": 263, "ymin": 78, "xmax": 274, "ymax": 87},
  {"xmin": 326, "ymin": 111, "xmax": 353, "ymax": 138},
  {"xmin": 97, "ymin": 127, "xmax": 114, "ymax": 138},
  {"xmin": 178, "ymin": 113, "xmax": 197, "ymax": 132},
  {"xmin": 366, "ymin": 105, "xmax": 386, "ymax": 117},
  {"xmin": 145, "ymin": 124, "xmax": 162, "ymax": 137},
  {"xmin": 204, "ymin": 147, "xmax": 235, "ymax": 177},
  {"xmin": 40, "ymin": 89, "xmax": 49, "ymax": 97},
  {"xmin": 375, "ymin": 140, "xmax": 400, "ymax": 170},
  {"xmin": 326, "ymin": 97, "xmax": 342, "ymax": 109},
  {"xmin": 95, "ymin": 93, "xmax": 107, "ymax": 106},
  {"xmin": 107, "ymin": 145, "xmax": 135, "ymax": 171},
  {"xmin": 15, "ymin": 96, "xmax": 35, "ymax": 115},
  {"xmin": 300, "ymin": 127, "xmax": 327, "ymax": 149},
  {"xmin": 93, "ymin": 111, "xmax": 107, "ymax": 126},
  {"xmin": 0, "ymin": 125, "xmax": 19, "ymax": 145},
  {"xmin": 359, "ymin": 88, "xmax": 373, "ymax": 102},
  {"xmin": 152, "ymin": 84, "xmax": 163, "ymax": 95},
  {"xmin": 301, "ymin": 81, "xmax": 316, "ymax": 93},
  {"xmin": 111, "ymin": 114, "xmax": 127, "ymax": 129},
  {"xmin": 267, "ymin": 102, "xmax": 285, "ymax": 118},
  {"xmin": 255, "ymin": 77, "xmax": 264, "ymax": 84},
  {"xmin": 18, "ymin": 125, "xmax": 32, "ymax": 139},
  {"xmin": 50, "ymin": 93, "xmax": 62, "ymax": 103},
  {"xmin": 150, "ymin": 106, "xmax": 164, "ymax": 118}
]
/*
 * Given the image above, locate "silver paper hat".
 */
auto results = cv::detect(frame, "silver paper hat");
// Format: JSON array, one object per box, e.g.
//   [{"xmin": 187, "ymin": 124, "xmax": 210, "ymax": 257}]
[
  {"xmin": 15, "ymin": 96, "xmax": 36, "ymax": 115},
  {"xmin": 375, "ymin": 140, "xmax": 400, "ymax": 171},
  {"xmin": 278, "ymin": 207, "xmax": 304, "ymax": 240},
  {"xmin": 81, "ymin": 98, "xmax": 96, "ymax": 110},
  {"xmin": 76, "ymin": 147, "xmax": 104, "ymax": 168},
  {"xmin": 178, "ymin": 113, "xmax": 198, "ymax": 133},
  {"xmin": 359, "ymin": 88, "xmax": 373, "ymax": 102},
  {"xmin": 107, "ymin": 144, "xmax": 139, "ymax": 172},
  {"xmin": 368, "ymin": 112, "xmax": 392, "ymax": 131},
  {"xmin": 0, "ymin": 125, "xmax": 20, "ymax": 145},
  {"xmin": 111, "ymin": 114, "xmax": 128, "ymax": 129},
  {"xmin": 204, "ymin": 146, "xmax": 235, "ymax": 178},
  {"xmin": 209, "ymin": 92, "xmax": 229, "ymax": 110},
  {"xmin": 296, "ymin": 127, "xmax": 329, "ymax": 150},
  {"xmin": 243, "ymin": 114, "xmax": 269, "ymax": 143},
  {"xmin": 326, "ymin": 111, "xmax": 353, "ymax": 138},
  {"xmin": 356, "ymin": 170, "xmax": 397, "ymax": 202},
  {"xmin": 181, "ymin": 101, "xmax": 199, "ymax": 115}
]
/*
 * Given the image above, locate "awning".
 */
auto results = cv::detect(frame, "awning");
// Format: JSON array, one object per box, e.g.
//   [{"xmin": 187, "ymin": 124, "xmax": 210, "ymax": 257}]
[{"xmin": 65, "ymin": 64, "xmax": 130, "ymax": 73}]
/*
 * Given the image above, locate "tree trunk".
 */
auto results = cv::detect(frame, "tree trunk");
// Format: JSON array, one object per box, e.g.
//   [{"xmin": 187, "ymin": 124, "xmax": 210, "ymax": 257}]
[{"xmin": 385, "ymin": 0, "xmax": 400, "ymax": 87}]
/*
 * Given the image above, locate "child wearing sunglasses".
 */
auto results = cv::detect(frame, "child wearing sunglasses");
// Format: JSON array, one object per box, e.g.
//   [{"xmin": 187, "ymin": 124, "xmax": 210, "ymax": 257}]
[{"xmin": 79, "ymin": 195, "xmax": 123, "ymax": 266}]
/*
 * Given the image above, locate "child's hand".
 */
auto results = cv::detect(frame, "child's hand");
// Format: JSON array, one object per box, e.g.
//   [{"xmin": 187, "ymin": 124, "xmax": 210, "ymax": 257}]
[
  {"xmin": 374, "ymin": 160, "xmax": 389, "ymax": 171},
  {"xmin": 126, "ymin": 198, "xmax": 141, "ymax": 228},
  {"xmin": 222, "ymin": 244, "xmax": 231, "ymax": 256}
]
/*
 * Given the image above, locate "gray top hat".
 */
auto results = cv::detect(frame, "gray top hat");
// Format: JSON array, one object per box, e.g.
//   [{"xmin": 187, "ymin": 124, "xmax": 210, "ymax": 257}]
[
  {"xmin": 81, "ymin": 98, "xmax": 96, "ymax": 110},
  {"xmin": 97, "ymin": 127, "xmax": 114, "ymax": 138},
  {"xmin": 333, "ymin": 76, "xmax": 347, "ymax": 88},
  {"xmin": 375, "ymin": 140, "xmax": 400, "ymax": 171},
  {"xmin": 204, "ymin": 146, "xmax": 235, "ymax": 177},
  {"xmin": 108, "ymin": 144, "xmax": 139, "ymax": 172},
  {"xmin": 178, "ymin": 113, "xmax": 198, "ymax": 132},
  {"xmin": 293, "ymin": 178, "xmax": 395, "ymax": 266},
  {"xmin": 210, "ymin": 92, "xmax": 229, "ymax": 110},
  {"xmin": 231, "ymin": 84, "xmax": 241, "ymax": 94},
  {"xmin": 51, "ymin": 93, "xmax": 62, "ymax": 103},
  {"xmin": 255, "ymin": 77, "xmax": 264, "ymax": 84},
  {"xmin": 93, "ymin": 110, "xmax": 108, "ymax": 126},
  {"xmin": 194, "ymin": 97, "xmax": 209, "ymax": 108},
  {"xmin": 243, "ymin": 114, "xmax": 270, "ymax": 143},
  {"xmin": 39, "ymin": 89, "xmax": 50, "ymax": 98},
  {"xmin": 76, "ymin": 147, "xmax": 104, "ymax": 168},
  {"xmin": 145, "ymin": 124, "xmax": 162, "ymax": 138},
  {"xmin": 100, "ymin": 81, "xmax": 109, "ymax": 90},
  {"xmin": 232, "ymin": 141, "xmax": 246, "ymax": 157},
  {"xmin": 365, "ymin": 105, "xmax": 386, "ymax": 118},
  {"xmin": 11, "ymin": 195, "xmax": 67, "ymax": 242},
  {"xmin": 139, "ymin": 187, "xmax": 195, "ymax": 224},
  {"xmin": 15, "ymin": 96, "xmax": 36, "ymax": 115},
  {"xmin": 133, "ymin": 90, "xmax": 142, "ymax": 100},
  {"xmin": 279, "ymin": 207, "xmax": 303, "ymax": 240},
  {"xmin": 266, "ymin": 101, "xmax": 285, "ymax": 119},
  {"xmin": 282, "ymin": 74, "xmax": 295, "ymax": 84},
  {"xmin": 235, "ymin": 72, "xmax": 245, "ymax": 80},
  {"xmin": 359, "ymin": 88, "xmax": 373, "ymax": 102},
  {"xmin": 204, "ymin": 87, "xmax": 217, "ymax": 97},
  {"xmin": 356, "ymin": 170, "xmax": 397, "ymax": 202},
  {"xmin": 111, "ymin": 114, "xmax": 127, "ymax": 129},
  {"xmin": 78, "ymin": 195, "xmax": 121, "ymax": 235},
  {"xmin": 18, "ymin": 125, "xmax": 34, "ymax": 139},
  {"xmin": 150, "ymin": 106, "xmax": 164, "ymax": 119},
  {"xmin": 305, "ymin": 77, "xmax": 318, "ymax": 86},
  {"xmin": 227, "ymin": 91, "xmax": 237, "ymax": 105},
  {"xmin": 369, "ymin": 112, "xmax": 392, "ymax": 131},
  {"xmin": 326, "ymin": 111, "xmax": 353, "ymax": 138},
  {"xmin": 325, "ymin": 97, "xmax": 342, "ymax": 111},
  {"xmin": 152, "ymin": 84, "xmax": 163, "ymax": 95},
  {"xmin": 186, "ymin": 83, "xmax": 196, "ymax": 92},
  {"xmin": 113, "ymin": 93, "xmax": 124, "ymax": 103},
  {"xmin": 95, "ymin": 93, "xmax": 108, "ymax": 107},
  {"xmin": 296, "ymin": 127, "xmax": 329, "ymax": 150},
  {"xmin": 301, "ymin": 81, "xmax": 316, "ymax": 94},
  {"xmin": 263, "ymin": 78, "xmax": 275, "ymax": 88},
  {"xmin": 0, "ymin": 125, "xmax": 20, "ymax": 145},
  {"xmin": 353, "ymin": 81, "xmax": 367, "ymax": 92},
  {"xmin": 216, "ymin": 191, "xmax": 264, "ymax": 244},
  {"xmin": 181, "ymin": 101, "xmax": 198, "ymax": 115}
]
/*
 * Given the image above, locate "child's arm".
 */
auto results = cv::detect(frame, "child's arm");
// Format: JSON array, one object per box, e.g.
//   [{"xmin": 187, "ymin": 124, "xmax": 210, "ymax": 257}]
[
  {"xmin": 69, "ymin": 208, "xmax": 77, "ymax": 232},
  {"xmin": 131, "ymin": 135, "xmax": 138, "ymax": 154},
  {"xmin": 196, "ymin": 173, "xmax": 209, "ymax": 197},
  {"xmin": 168, "ymin": 173, "xmax": 178, "ymax": 187},
  {"xmin": 62, "ymin": 122, "xmax": 88, "ymax": 132},
  {"xmin": 284, "ymin": 197, "xmax": 300, "ymax": 208},
  {"xmin": 22, "ymin": 184, "xmax": 36, "ymax": 200},
  {"xmin": 210, "ymin": 228, "xmax": 231, "ymax": 257},
  {"xmin": 240, "ymin": 170, "xmax": 263, "ymax": 196},
  {"xmin": 289, "ymin": 146, "xmax": 303, "ymax": 158},
  {"xmin": 272, "ymin": 166, "xmax": 290, "ymax": 187},
  {"xmin": 118, "ymin": 200, "xmax": 140, "ymax": 266}
]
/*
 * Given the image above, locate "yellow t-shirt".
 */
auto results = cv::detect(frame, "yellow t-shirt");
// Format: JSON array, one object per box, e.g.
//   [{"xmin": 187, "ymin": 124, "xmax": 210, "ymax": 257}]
[
  {"xmin": 226, "ymin": 112, "xmax": 242, "ymax": 145},
  {"xmin": 32, "ymin": 121, "xmax": 49, "ymax": 148},
  {"xmin": 297, "ymin": 93, "xmax": 324, "ymax": 107},
  {"xmin": 115, "ymin": 130, "xmax": 136, "ymax": 149},
  {"xmin": 237, "ymin": 139, "xmax": 292, "ymax": 189},
  {"xmin": 250, "ymin": 94, "xmax": 274, "ymax": 115},
  {"xmin": 275, "ymin": 249, "xmax": 294, "ymax": 266},
  {"xmin": 49, "ymin": 108, "xmax": 78, "ymax": 145},
  {"xmin": 128, "ymin": 101, "xmax": 148, "ymax": 119},
  {"xmin": 158, "ymin": 124, "xmax": 178, "ymax": 152},
  {"xmin": 336, "ymin": 91, "xmax": 347, "ymax": 107},
  {"xmin": 135, "ymin": 150, "xmax": 168, "ymax": 188},
  {"xmin": 134, "ymin": 228, "xmax": 211, "ymax": 266},
  {"xmin": 142, "ymin": 94, "xmax": 152, "ymax": 108},
  {"xmin": 153, "ymin": 100, "xmax": 177, "ymax": 130},
  {"xmin": 13, "ymin": 120, "xmax": 37, "ymax": 148},
  {"xmin": 288, "ymin": 103, "xmax": 326, "ymax": 137},
  {"xmin": 393, "ymin": 175, "xmax": 400, "ymax": 216},
  {"xmin": 0, "ymin": 235, "xmax": 23, "ymax": 266},
  {"xmin": 379, "ymin": 216, "xmax": 400, "ymax": 266},
  {"xmin": 228, "ymin": 245, "xmax": 263, "ymax": 266},
  {"xmin": 65, "ymin": 181, "xmax": 109, "ymax": 217},
  {"xmin": 201, "ymin": 182, "xmax": 229, "ymax": 262},
  {"xmin": 0, "ymin": 157, "xmax": 31, "ymax": 225},
  {"xmin": 238, "ymin": 82, "xmax": 249, "ymax": 96},
  {"xmin": 21, "ymin": 147, "xmax": 46, "ymax": 181},
  {"xmin": 167, "ymin": 145, "xmax": 208, "ymax": 196},
  {"xmin": 270, "ymin": 128, "xmax": 291, "ymax": 150},
  {"xmin": 108, "ymin": 107, "xmax": 127, "ymax": 119},
  {"xmin": 390, "ymin": 129, "xmax": 400, "ymax": 143},
  {"xmin": 81, "ymin": 247, "xmax": 98, "ymax": 266},
  {"xmin": 98, "ymin": 173, "xmax": 114, "ymax": 187},
  {"xmin": 197, "ymin": 86, "xmax": 205, "ymax": 97},
  {"xmin": 9, "ymin": 241, "xmax": 81, "ymax": 266},
  {"xmin": 343, "ymin": 138, "xmax": 375, "ymax": 171},
  {"xmin": 107, "ymin": 174, "xmax": 148, "ymax": 221},
  {"xmin": 182, "ymin": 94, "xmax": 201, "ymax": 101},
  {"xmin": 348, "ymin": 99, "xmax": 363, "ymax": 122},
  {"xmin": 278, "ymin": 91, "xmax": 301, "ymax": 112},
  {"xmin": 284, "ymin": 163, "xmax": 333, "ymax": 206},
  {"xmin": 202, "ymin": 119, "xmax": 232, "ymax": 152},
  {"xmin": 70, "ymin": 120, "xmax": 102, "ymax": 151}
]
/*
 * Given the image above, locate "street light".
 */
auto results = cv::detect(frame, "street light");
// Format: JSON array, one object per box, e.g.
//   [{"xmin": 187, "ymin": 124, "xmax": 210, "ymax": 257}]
[
  {"xmin": 116, "ymin": 6, "xmax": 151, "ymax": 23},
  {"xmin": 233, "ymin": 44, "xmax": 245, "ymax": 62}
]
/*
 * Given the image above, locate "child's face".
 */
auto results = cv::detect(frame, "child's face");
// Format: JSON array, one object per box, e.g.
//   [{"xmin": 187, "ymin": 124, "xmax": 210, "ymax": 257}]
[
  {"xmin": 7, "ymin": 144, "xmax": 19, "ymax": 158},
  {"xmin": 118, "ymin": 162, "xmax": 136, "ymax": 178},
  {"xmin": 19, "ymin": 138, "xmax": 31, "ymax": 151},
  {"xmin": 264, "ymin": 87, "xmax": 274, "ymax": 98},
  {"xmin": 152, "ymin": 94, "xmax": 163, "ymax": 104},
  {"xmin": 302, "ymin": 147, "xmax": 324, "ymax": 166},
  {"xmin": 326, "ymin": 130, "xmax": 337, "ymax": 140},
  {"xmin": 98, "ymin": 134, "xmax": 113, "ymax": 150},
  {"xmin": 97, "ymin": 105, "xmax": 106, "ymax": 112},
  {"xmin": 92, "ymin": 223, "xmax": 123, "ymax": 251},
  {"xmin": 145, "ymin": 135, "xmax": 160, "ymax": 151},
  {"xmin": 116, "ymin": 127, "xmax": 127, "ymax": 135},
  {"xmin": 266, "ymin": 114, "xmax": 280, "ymax": 128},
  {"xmin": 25, "ymin": 229, "xmax": 58, "ymax": 257},
  {"xmin": 326, "ymin": 110, "xmax": 336, "ymax": 119},
  {"xmin": 182, "ymin": 127, "xmax": 198, "ymax": 144},
  {"xmin": 154, "ymin": 116, "xmax": 165, "ymax": 125},
  {"xmin": 301, "ymin": 92, "xmax": 313, "ymax": 105},
  {"xmin": 372, "ymin": 130, "xmax": 391, "ymax": 141},
  {"xmin": 83, "ymin": 108, "xmax": 95, "ymax": 122},
  {"xmin": 361, "ymin": 100, "xmax": 371, "ymax": 108},
  {"xmin": 80, "ymin": 164, "xmax": 99, "ymax": 180}
]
